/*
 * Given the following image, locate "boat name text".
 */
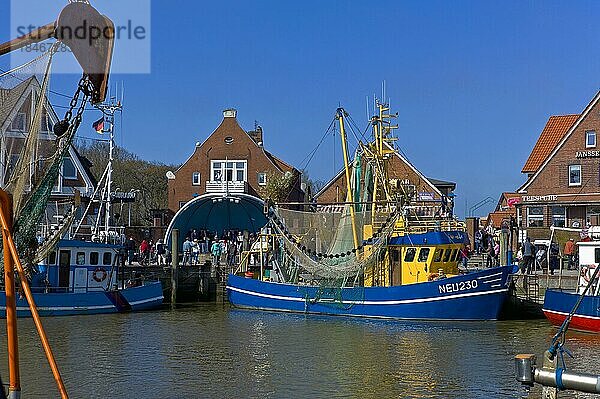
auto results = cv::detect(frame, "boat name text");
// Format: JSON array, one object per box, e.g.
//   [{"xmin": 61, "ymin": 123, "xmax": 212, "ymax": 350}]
[{"xmin": 438, "ymin": 279, "xmax": 478, "ymax": 294}]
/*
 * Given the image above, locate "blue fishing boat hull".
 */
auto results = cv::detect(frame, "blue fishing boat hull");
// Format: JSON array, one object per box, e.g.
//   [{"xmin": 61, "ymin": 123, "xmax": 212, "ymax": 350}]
[
  {"xmin": 0, "ymin": 282, "xmax": 164, "ymax": 317},
  {"xmin": 227, "ymin": 266, "xmax": 511, "ymax": 320},
  {"xmin": 543, "ymin": 290, "xmax": 600, "ymax": 333}
]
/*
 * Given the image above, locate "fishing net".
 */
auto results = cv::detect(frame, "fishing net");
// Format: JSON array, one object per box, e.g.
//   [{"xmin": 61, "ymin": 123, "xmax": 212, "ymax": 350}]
[{"xmin": 0, "ymin": 44, "xmax": 91, "ymax": 267}]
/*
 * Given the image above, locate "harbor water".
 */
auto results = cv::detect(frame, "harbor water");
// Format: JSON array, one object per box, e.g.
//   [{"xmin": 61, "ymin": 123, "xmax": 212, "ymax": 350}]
[{"xmin": 0, "ymin": 305, "xmax": 598, "ymax": 398}]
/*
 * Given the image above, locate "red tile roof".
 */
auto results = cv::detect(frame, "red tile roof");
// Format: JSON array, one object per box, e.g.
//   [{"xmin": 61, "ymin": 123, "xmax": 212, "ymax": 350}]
[
  {"xmin": 487, "ymin": 211, "xmax": 514, "ymax": 227},
  {"xmin": 522, "ymin": 114, "xmax": 580, "ymax": 173}
]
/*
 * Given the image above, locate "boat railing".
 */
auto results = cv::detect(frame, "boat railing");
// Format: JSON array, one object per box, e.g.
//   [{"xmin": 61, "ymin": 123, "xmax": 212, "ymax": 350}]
[{"xmin": 396, "ymin": 218, "xmax": 466, "ymax": 235}]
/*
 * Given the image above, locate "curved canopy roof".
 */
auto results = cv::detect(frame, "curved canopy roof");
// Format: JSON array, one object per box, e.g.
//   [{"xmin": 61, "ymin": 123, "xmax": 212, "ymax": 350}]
[{"xmin": 165, "ymin": 193, "xmax": 266, "ymax": 249}]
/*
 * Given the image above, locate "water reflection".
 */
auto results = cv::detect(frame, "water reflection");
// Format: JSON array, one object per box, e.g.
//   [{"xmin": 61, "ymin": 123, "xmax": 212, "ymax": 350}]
[{"xmin": 0, "ymin": 306, "xmax": 597, "ymax": 398}]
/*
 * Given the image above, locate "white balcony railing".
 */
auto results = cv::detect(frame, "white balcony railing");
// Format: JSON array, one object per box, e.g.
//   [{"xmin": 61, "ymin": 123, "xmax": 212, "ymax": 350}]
[{"xmin": 205, "ymin": 180, "xmax": 247, "ymax": 194}]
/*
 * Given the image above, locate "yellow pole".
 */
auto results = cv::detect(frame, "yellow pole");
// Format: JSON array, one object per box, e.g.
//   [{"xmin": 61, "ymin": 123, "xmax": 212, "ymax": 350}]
[
  {"xmin": 0, "ymin": 192, "xmax": 20, "ymax": 399},
  {"xmin": 337, "ymin": 108, "xmax": 360, "ymax": 250},
  {"xmin": 0, "ymin": 192, "xmax": 69, "ymax": 399}
]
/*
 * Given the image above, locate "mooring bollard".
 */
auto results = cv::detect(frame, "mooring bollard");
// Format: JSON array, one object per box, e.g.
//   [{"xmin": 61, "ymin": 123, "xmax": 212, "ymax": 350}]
[
  {"xmin": 515, "ymin": 352, "xmax": 600, "ymax": 397},
  {"xmin": 171, "ymin": 229, "xmax": 178, "ymax": 309}
]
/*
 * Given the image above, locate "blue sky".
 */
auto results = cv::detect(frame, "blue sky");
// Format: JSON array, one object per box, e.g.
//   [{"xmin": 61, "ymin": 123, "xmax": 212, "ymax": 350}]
[{"xmin": 2, "ymin": 0, "xmax": 600, "ymax": 218}]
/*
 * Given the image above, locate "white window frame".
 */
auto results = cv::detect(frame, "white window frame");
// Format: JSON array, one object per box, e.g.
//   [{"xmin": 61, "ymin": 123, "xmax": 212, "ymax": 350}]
[
  {"xmin": 257, "ymin": 172, "xmax": 267, "ymax": 186},
  {"xmin": 210, "ymin": 160, "xmax": 247, "ymax": 182},
  {"xmin": 586, "ymin": 130, "xmax": 597, "ymax": 148},
  {"xmin": 527, "ymin": 206, "xmax": 544, "ymax": 227},
  {"xmin": 192, "ymin": 171, "xmax": 201, "ymax": 185},
  {"xmin": 569, "ymin": 164, "xmax": 582, "ymax": 187}
]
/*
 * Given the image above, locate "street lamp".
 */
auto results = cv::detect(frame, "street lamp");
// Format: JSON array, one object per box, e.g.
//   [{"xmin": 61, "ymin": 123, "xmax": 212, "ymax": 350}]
[{"xmin": 128, "ymin": 189, "xmax": 140, "ymax": 227}]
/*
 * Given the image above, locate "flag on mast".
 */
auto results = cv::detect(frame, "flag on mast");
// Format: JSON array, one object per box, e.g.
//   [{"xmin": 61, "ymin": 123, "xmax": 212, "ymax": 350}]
[{"xmin": 92, "ymin": 117, "xmax": 105, "ymax": 134}]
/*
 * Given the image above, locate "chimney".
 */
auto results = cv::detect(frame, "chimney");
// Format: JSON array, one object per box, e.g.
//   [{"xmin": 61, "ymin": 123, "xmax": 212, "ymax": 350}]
[
  {"xmin": 248, "ymin": 125, "xmax": 263, "ymax": 146},
  {"xmin": 223, "ymin": 108, "xmax": 237, "ymax": 118}
]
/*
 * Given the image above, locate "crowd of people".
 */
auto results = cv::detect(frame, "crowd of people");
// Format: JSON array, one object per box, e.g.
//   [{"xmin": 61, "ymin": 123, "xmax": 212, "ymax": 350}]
[
  {"xmin": 180, "ymin": 229, "xmax": 249, "ymax": 268},
  {"xmin": 120, "ymin": 229, "xmax": 260, "ymax": 268}
]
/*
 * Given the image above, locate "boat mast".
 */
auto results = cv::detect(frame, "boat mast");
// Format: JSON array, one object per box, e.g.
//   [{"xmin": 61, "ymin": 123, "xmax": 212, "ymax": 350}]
[
  {"xmin": 95, "ymin": 97, "xmax": 122, "ymax": 242},
  {"xmin": 370, "ymin": 101, "xmax": 398, "ymax": 216},
  {"xmin": 336, "ymin": 108, "xmax": 360, "ymax": 250}
]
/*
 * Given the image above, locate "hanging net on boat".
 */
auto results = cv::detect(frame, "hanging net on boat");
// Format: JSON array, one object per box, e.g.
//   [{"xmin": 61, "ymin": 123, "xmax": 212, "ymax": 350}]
[
  {"xmin": 270, "ymin": 204, "xmax": 399, "ymax": 281},
  {"xmin": 0, "ymin": 44, "xmax": 93, "ymax": 267}
]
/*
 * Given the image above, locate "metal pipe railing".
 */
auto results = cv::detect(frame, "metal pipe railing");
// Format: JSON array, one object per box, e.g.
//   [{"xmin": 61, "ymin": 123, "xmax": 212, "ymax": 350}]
[{"xmin": 0, "ymin": 190, "xmax": 69, "ymax": 398}]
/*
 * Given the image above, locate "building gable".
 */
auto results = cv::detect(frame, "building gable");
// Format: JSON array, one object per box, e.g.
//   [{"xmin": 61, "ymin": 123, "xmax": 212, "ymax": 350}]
[
  {"xmin": 315, "ymin": 142, "xmax": 445, "ymax": 204},
  {"xmin": 168, "ymin": 110, "xmax": 303, "ymax": 211},
  {"xmin": 521, "ymin": 115, "xmax": 579, "ymax": 174},
  {"xmin": 519, "ymin": 90, "xmax": 600, "ymax": 195}
]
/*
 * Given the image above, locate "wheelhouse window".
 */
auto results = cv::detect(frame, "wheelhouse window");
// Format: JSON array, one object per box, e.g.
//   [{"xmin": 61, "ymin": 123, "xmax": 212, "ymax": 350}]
[
  {"xmin": 586, "ymin": 131, "xmax": 596, "ymax": 148},
  {"xmin": 62, "ymin": 158, "xmax": 77, "ymax": 179},
  {"xmin": 211, "ymin": 160, "xmax": 247, "ymax": 182},
  {"xmin": 76, "ymin": 252, "xmax": 85, "ymax": 265},
  {"xmin": 404, "ymin": 248, "xmax": 416, "ymax": 262},
  {"xmin": 90, "ymin": 252, "xmax": 99, "ymax": 265},
  {"xmin": 418, "ymin": 248, "xmax": 430, "ymax": 262},
  {"xmin": 433, "ymin": 248, "xmax": 443, "ymax": 262},
  {"xmin": 103, "ymin": 252, "xmax": 112, "ymax": 265},
  {"xmin": 192, "ymin": 172, "xmax": 201, "ymax": 185},
  {"xmin": 257, "ymin": 172, "xmax": 267, "ymax": 186},
  {"xmin": 552, "ymin": 206, "xmax": 566, "ymax": 227},
  {"xmin": 569, "ymin": 165, "xmax": 581, "ymax": 186},
  {"xmin": 443, "ymin": 249, "xmax": 452, "ymax": 262},
  {"xmin": 527, "ymin": 206, "xmax": 544, "ymax": 227}
]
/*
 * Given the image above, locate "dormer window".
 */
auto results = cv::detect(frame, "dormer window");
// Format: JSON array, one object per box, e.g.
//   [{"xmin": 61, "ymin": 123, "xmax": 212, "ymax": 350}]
[{"xmin": 586, "ymin": 130, "xmax": 596, "ymax": 148}]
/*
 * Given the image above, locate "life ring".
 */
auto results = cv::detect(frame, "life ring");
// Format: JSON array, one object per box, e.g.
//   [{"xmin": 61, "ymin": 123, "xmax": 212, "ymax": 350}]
[
  {"xmin": 428, "ymin": 273, "xmax": 439, "ymax": 281},
  {"xmin": 93, "ymin": 267, "xmax": 108, "ymax": 282}
]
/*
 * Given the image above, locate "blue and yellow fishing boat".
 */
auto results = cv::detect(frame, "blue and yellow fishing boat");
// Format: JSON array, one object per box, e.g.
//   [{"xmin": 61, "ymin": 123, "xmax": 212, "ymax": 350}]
[{"xmin": 227, "ymin": 101, "xmax": 511, "ymax": 320}]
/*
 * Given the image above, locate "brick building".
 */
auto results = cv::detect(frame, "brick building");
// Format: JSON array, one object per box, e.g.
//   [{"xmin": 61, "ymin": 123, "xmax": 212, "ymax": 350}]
[
  {"xmin": 517, "ymin": 90, "xmax": 600, "ymax": 241},
  {"xmin": 167, "ymin": 109, "xmax": 304, "ymax": 212},
  {"xmin": 315, "ymin": 142, "xmax": 456, "ymax": 217}
]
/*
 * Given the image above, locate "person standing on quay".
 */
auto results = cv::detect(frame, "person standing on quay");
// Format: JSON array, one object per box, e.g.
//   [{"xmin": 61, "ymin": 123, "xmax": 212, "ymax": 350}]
[
  {"xmin": 521, "ymin": 237, "xmax": 534, "ymax": 274},
  {"xmin": 126, "ymin": 237, "xmax": 136, "ymax": 265},
  {"xmin": 182, "ymin": 237, "xmax": 193, "ymax": 265},
  {"xmin": 211, "ymin": 239, "xmax": 222, "ymax": 267},
  {"xmin": 564, "ymin": 238, "xmax": 575, "ymax": 270}
]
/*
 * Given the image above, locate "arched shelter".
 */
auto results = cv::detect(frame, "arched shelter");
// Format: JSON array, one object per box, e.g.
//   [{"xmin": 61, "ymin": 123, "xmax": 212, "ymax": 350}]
[{"xmin": 164, "ymin": 193, "xmax": 266, "ymax": 249}]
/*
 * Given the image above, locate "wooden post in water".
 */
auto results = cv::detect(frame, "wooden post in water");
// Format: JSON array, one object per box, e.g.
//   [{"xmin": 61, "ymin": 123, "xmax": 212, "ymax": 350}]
[
  {"xmin": 1, "ymin": 193, "xmax": 20, "ymax": 399},
  {"xmin": 499, "ymin": 229, "xmax": 508, "ymax": 266},
  {"xmin": 171, "ymin": 229, "xmax": 178, "ymax": 309}
]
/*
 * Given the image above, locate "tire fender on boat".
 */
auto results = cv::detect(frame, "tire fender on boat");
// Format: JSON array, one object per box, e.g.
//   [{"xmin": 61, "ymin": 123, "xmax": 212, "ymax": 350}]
[{"xmin": 93, "ymin": 267, "xmax": 108, "ymax": 282}]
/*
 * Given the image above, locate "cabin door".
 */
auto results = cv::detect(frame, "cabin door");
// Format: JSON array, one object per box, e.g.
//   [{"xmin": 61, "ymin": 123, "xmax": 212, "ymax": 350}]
[
  {"xmin": 58, "ymin": 250, "xmax": 71, "ymax": 291},
  {"xmin": 73, "ymin": 268, "xmax": 88, "ymax": 293},
  {"xmin": 390, "ymin": 248, "xmax": 402, "ymax": 286}
]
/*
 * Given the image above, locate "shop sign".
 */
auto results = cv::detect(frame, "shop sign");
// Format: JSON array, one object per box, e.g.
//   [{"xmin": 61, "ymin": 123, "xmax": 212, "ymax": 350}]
[
  {"xmin": 576, "ymin": 150, "xmax": 600, "ymax": 159},
  {"xmin": 522, "ymin": 195, "xmax": 558, "ymax": 202}
]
